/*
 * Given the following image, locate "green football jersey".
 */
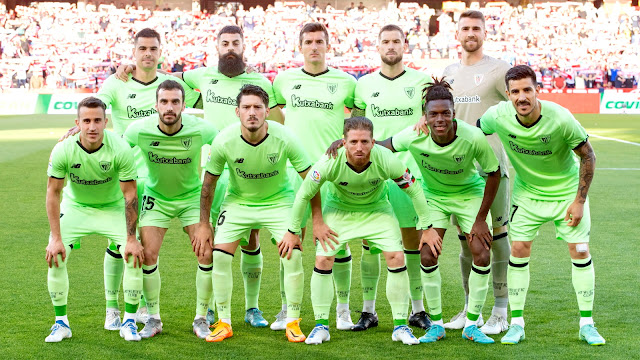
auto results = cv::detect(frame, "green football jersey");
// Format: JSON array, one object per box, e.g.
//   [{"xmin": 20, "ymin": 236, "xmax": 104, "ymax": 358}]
[
  {"xmin": 182, "ymin": 67, "xmax": 277, "ymax": 131},
  {"xmin": 354, "ymin": 67, "xmax": 431, "ymax": 179},
  {"xmin": 273, "ymin": 67, "xmax": 356, "ymax": 162},
  {"xmin": 392, "ymin": 120, "xmax": 499, "ymax": 198},
  {"xmin": 98, "ymin": 73, "xmax": 201, "ymax": 136},
  {"xmin": 290, "ymin": 145, "xmax": 430, "ymax": 232},
  {"xmin": 479, "ymin": 100, "xmax": 588, "ymax": 200},
  {"xmin": 123, "ymin": 113, "xmax": 218, "ymax": 200},
  {"xmin": 205, "ymin": 121, "xmax": 311, "ymax": 205},
  {"xmin": 48, "ymin": 130, "xmax": 136, "ymax": 207}
]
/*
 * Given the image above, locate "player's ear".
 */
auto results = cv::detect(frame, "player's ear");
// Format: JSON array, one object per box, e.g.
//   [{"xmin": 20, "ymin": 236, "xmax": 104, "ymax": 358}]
[
  {"xmin": 264, "ymin": 105, "xmax": 270, "ymax": 118},
  {"xmin": 75, "ymin": 118, "xmax": 80, "ymax": 127},
  {"xmin": 235, "ymin": 107, "xmax": 240, "ymax": 118},
  {"xmin": 403, "ymin": 41, "xmax": 408, "ymax": 53}
]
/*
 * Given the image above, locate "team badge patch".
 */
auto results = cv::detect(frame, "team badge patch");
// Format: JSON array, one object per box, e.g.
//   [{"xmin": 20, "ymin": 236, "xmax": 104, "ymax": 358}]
[
  {"xmin": 327, "ymin": 83, "xmax": 338, "ymax": 94},
  {"xmin": 181, "ymin": 137, "xmax": 192, "ymax": 149},
  {"xmin": 404, "ymin": 87, "xmax": 415, "ymax": 99},
  {"xmin": 540, "ymin": 135, "xmax": 551, "ymax": 144},
  {"xmin": 100, "ymin": 161, "xmax": 111, "ymax": 172},
  {"xmin": 267, "ymin": 153, "xmax": 279, "ymax": 165},
  {"xmin": 453, "ymin": 154, "xmax": 465, "ymax": 164},
  {"xmin": 311, "ymin": 170, "xmax": 322, "ymax": 183},
  {"xmin": 474, "ymin": 74, "xmax": 484, "ymax": 86},
  {"xmin": 369, "ymin": 178, "xmax": 381, "ymax": 186}
]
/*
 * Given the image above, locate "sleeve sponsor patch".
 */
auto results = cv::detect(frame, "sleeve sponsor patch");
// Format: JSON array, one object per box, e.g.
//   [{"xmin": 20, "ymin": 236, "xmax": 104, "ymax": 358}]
[
  {"xmin": 311, "ymin": 169, "xmax": 322, "ymax": 183},
  {"xmin": 394, "ymin": 169, "xmax": 415, "ymax": 189}
]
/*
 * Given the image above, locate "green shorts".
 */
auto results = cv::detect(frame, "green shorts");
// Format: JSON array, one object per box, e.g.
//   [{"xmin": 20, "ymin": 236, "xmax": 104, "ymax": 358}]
[
  {"xmin": 451, "ymin": 176, "xmax": 510, "ymax": 229},
  {"xmin": 139, "ymin": 192, "xmax": 200, "ymax": 228},
  {"xmin": 210, "ymin": 169, "xmax": 229, "ymax": 224},
  {"xmin": 509, "ymin": 196, "xmax": 591, "ymax": 243},
  {"xmin": 317, "ymin": 206, "xmax": 403, "ymax": 257},
  {"xmin": 429, "ymin": 196, "xmax": 492, "ymax": 234},
  {"xmin": 214, "ymin": 201, "xmax": 291, "ymax": 246},
  {"xmin": 387, "ymin": 178, "xmax": 419, "ymax": 228},
  {"xmin": 56, "ymin": 201, "xmax": 126, "ymax": 248}
]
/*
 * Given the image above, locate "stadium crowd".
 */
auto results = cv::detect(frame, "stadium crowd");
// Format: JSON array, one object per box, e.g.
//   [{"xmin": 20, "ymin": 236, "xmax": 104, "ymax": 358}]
[{"xmin": 1, "ymin": 1, "xmax": 638, "ymax": 90}]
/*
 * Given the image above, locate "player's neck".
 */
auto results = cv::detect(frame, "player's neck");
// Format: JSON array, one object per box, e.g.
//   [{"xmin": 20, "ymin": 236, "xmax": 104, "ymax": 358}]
[
  {"xmin": 241, "ymin": 122, "xmax": 269, "ymax": 144},
  {"xmin": 303, "ymin": 61, "xmax": 328, "ymax": 75},
  {"xmin": 516, "ymin": 100, "xmax": 542, "ymax": 126},
  {"xmin": 78, "ymin": 134, "xmax": 104, "ymax": 152},
  {"xmin": 461, "ymin": 49, "xmax": 484, "ymax": 66},
  {"xmin": 380, "ymin": 63, "xmax": 404, "ymax": 79},
  {"xmin": 430, "ymin": 121, "xmax": 457, "ymax": 145},
  {"xmin": 345, "ymin": 154, "xmax": 371, "ymax": 172},
  {"xmin": 158, "ymin": 117, "xmax": 183, "ymax": 135},
  {"xmin": 133, "ymin": 67, "xmax": 157, "ymax": 83}
]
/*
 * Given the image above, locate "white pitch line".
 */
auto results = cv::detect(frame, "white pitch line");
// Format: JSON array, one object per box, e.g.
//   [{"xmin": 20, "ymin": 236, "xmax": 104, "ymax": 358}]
[
  {"xmin": 590, "ymin": 134, "xmax": 640, "ymax": 147},
  {"xmin": 597, "ymin": 168, "xmax": 640, "ymax": 171}
]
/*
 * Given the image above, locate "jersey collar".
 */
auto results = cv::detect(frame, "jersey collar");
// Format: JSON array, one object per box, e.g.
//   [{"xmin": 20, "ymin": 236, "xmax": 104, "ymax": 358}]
[
  {"xmin": 240, "ymin": 133, "xmax": 269, "ymax": 147},
  {"xmin": 76, "ymin": 140, "xmax": 104, "ymax": 154},
  {"xmin": 132, "ymin": 76, "xmax": 159, "ymax": 86},
  {"xmin": 302, "ymin": 68, "xmax": 330, "ymax": 77},
  {"xmin": 515, "ymin": 114, "xmax": 543, "ymax": 129},
  {"xmin": 346, "ymin": 161, "xmax": 372, "ymax": 174},
  {"xmin": 379, "ymin": 69, "xmax": 406, "ymax": 81},
  {"xmin": 157, "ymin": 124, "xmax": 184, "ymax": 136}
]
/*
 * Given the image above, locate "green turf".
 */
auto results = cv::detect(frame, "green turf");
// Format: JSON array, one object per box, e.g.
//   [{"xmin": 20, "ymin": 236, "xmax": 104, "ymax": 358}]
[{"xmin": 1, "ymin": 114, "xmax": 638, "ymax": 358}]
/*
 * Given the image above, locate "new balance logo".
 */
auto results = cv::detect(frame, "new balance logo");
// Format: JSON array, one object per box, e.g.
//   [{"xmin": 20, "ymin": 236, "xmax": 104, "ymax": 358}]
[
  {"xmin": 508, "ymin": 134, "xmax": 517, "ymax": 139},
  {"xmin": 210, "ymin": 80, "xmax": 218, "ymax": 84},
  {"xmin": 71, "ymin": 163, "xmax": 81, "ymax": 168},
  {"xmin": 127, "ymin": 94, "xmax": 136, "ymax": 99},
  {"xmin": 234, "ymin": 158, "xmax": 244, "ymax": 163},
  {"xmin": 292, "ymin": 84, "xmax": 301, "ymax": 90},
  {"xmin": 339, "ymin": 182, "xmax": 348, "ymax": 186},
  {"xmin": 371, "ymin": 92, "xmax": 379, "ymax": 97},
  {"xmin": 150, "ymin": 141, "xmax": 160, "ymax": 146}
]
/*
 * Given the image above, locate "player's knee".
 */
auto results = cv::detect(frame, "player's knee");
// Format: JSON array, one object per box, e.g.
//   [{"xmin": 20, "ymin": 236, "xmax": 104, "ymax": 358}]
[
  {"xmin": 420, "ymin": 250, "xmax": 437, "ymax": 267},
  {"xmin": 197, "ymin": 249, "xmax": 213, "ymax": 264},
  {"xmin": 569, "ymin": 242, "xmax": 590, "ymax": 259},
  {"xmin": 315, "ymin": 256, "xmax": 334, "ymax": 270},
  {"xmin": 473, "ymin": 249, "xmax": 491, "ymax": 267},
  {"xmin": 511, "ymin": 241, "xmax": 532, "ymax": 258},
  {"xmin": 143, "ymin": 249, "xmax": 159, "ymax": 265},
  {"xmin": 385, "ymin": 251, "xmax": 405, "ymax": 268}
]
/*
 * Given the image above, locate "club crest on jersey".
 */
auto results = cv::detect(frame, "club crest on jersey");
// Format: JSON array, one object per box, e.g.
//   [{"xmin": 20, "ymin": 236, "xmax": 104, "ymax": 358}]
[
  {"xmin": 369, "ymin": 178, "xmax": 381, "ymax": 186},
  {"xmin": 267, "ymin": 153, "xmax": 279, "ymax": 165},
  {"xmin": 100, "ymin": 161, "xmax": 111, "ymax": 172},
  {"xmin": 327, "ymin": 83, "xmax": 338, "ymax": 94},
  {"xmin": 311, "ymin": 170, "xmax": 322, "ymax": 183},
  {"xmin": 540, "ymin": 135, "xmax": 551, "ymax": 144},
  {"xmin": 453, "ymin": 154, "xmax": 465, "ymax": 164},
  {"xmin": 181, "ymin": 137, "xmax": 192, "ymax": 150},
  {"xmin": 474, "ymin": 74, "xmax": 484, "ymax": 86},
  {"xmin": 404, "ymin": 87, "xmax": 415, "ymax": 99}
]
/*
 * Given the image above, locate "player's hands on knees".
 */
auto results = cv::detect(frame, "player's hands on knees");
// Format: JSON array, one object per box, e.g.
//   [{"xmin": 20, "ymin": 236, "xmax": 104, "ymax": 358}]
[
  {"xmin": 58, "ymin": 126, "xmax": 80, "ymax": 142},
  {"xmin": 124, "ymin": 237, "xmax": 145, "ymax": 268},
  {"xmin": 312, "ymin": 220, "xmax": 339, "ymax": 253},
  {"xmin": 45, "ymin": 239, "xmax": 66, "ymax": 268},
  {"xmin": 115, "ymin": 64, "xmax": 135, "ymax": 82},
  {"xmin": 418, "ymin": 228, "xmax": 442, "ymax": 257},
  {"xmin": 192, "ymin": 223, "xmax": 214, "ymax": 257},
  {"xmin": 278, "ymin": 232, "xmax": 302, "ymax": 260},
  {"xmin": 565, "ymin": 200, "xmax": 584, "ymax": 227},
  {"xmin": 325, "ymin": 139, "xmax": 344, "ymax": 158},
  {"xmin": 470, "ymin": 219, "xmax": 492, "ymax": 250},
  {"xmin": 413, "ymin": 115, "xmax": 429, "ymax": 136}
]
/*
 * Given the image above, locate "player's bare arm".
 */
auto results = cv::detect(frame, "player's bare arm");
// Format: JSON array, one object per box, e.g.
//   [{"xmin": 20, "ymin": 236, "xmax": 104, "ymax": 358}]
[
  {"xmin": 266, "ymin": 106, "xmax": 285, "ymax": 124},
  {"xmin": 470, "ymin": 168, "xmax": 500, "ymax": 250},
  {"xmin": 566, "ymin": 141, "xmax": 596, "ymax": 226},
  {"xmin": 325, "ymin": 139, "xmax": 344, "ymax": 158},
  {"xmin": 412, "ymin": 114, "xmax": 429, "ymax": 135},
  {"xmin": 419, "ymin": 228, "xmax": 442, "ymax": 257},
  {"xmin": 193, "ymin": 171, "xmax": 219, "ymax": 257},
  {"xmin": 45, "ymin": 177, "xmax": 66, "ymax": 268},
  {"xmin": 120, "ymin": 180, "xmax": 144, "ymax": 267}
]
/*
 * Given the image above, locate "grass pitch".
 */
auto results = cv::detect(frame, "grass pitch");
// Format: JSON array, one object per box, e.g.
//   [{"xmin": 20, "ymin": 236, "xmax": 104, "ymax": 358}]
[{"xmin": 1, "ymin": 114, "xmax": 638, "ymax": 359}]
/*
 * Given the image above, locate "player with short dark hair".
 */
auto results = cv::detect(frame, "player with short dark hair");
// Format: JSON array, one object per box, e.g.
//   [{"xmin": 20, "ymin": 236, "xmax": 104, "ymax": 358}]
[
  {"xmin": 45, "ymin": 97, "xmax": 143, "ymax": 342},
  {"xmin": 477, "ymin": 65, "xmax": 604, "ymax": 346}
]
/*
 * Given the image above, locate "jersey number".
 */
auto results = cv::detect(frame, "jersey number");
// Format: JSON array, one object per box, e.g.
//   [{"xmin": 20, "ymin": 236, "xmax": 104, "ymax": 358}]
[
  {"xmin": 217, "ymin": 211, "xmax": 226, "ymax": 226},
  {"xmin": 510, "ymin": 205, "xmax": 519, "ymax": 223},
  {"xmin": 142, "ymin": 195, "xmax": 156, "ymax": 211}
]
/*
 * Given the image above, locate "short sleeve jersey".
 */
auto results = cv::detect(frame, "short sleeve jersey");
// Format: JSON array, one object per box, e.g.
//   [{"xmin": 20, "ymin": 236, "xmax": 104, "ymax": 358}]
[
  {"xmin": 48, "ymin": 130, "xmax": 136, "ymax": 207},
  {"xmin": 97, "ymin": 73, "xmax": 201, "ymax": 136},
  {"xmin": 443, "ymin": 56, "xmax": 511, "ymax": 176},
  {"xmin": 123, "ymin": 113, "xmax": 218, "ymax": 200},
  {"xmin": 305, "ymin": 145, "xmax": 413, "ymax": 213},
  {"xmin": 354, "ymin": 67, "xmax": 431, "ymax": 179},
  {"xmin": 479, "ymin": 100, "xmax": 588, "ymax": 200},
  {"xmin": 392, "ymin": 120, "xmax": 499, "ymax": 198},
  {"xmin": 205, "ymin": 121, "xmax": 311, "ymax": 205},
  {"xmin": 273, "ymin": 67, "xmax": 356, "ymax": 162},
  {"xmin": 182, "ymin": 67, "xmax": 277, "ymax": 131}
]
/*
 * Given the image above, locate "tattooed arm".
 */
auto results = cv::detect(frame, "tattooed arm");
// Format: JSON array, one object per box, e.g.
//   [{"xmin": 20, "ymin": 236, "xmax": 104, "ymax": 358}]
[
  {"xmin": 565, "ymin": 141, "xmax": 596, "ymax": 226},
  {"xmin": 192, "ymin": 171, "xmax": 219, "ymax": 257},
  {"xmin": 120, "ymin": 180, "xmax": 144, "ymax": 267}
]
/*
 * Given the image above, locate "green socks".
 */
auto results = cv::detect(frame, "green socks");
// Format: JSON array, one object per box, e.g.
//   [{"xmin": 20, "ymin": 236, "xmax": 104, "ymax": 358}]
[
  {"xmin": 104, "ymin": 245, "xmax": 124, "ymax": 309},
  {"xmin": 386, "ymin": 266, "xmax": 409, "ymax": 325},
  {"xmin": 404, "ymin": 249, "xmax": 423, "ymax": 304},
  {"xmin": 196, "ymin": 263, "xmax": 213, "ymax": 317},
  {"xmin": 48, "ymin": 253, "xmax": 70, "ymax": 308},
  {"xmin": 212, "ymin": 250, "xmax": 234, "ymax": 320},
  {"xmin": 311, "ymin": 267, "xmax": 334, "ymax": 322},
  {"xmin": 467, "ymin": 264, "xmax": 491, "ymax": 320},
  {"xmin": 241, "ymin": 248, "xmax": 263, "ymax": 310},
  {"xmin": 491, "ymin": 233, "xmax": 511, "ymax": 302},
  {"xmin": 572, "ymin": 256, "xmax": 595, "ymax": 317},
  {"xmin": 122, "ymin": 253, "xmax": 142, "ymax": 308},
  {"xmin": 282, "ymin": 249, "xmax": 304, "ymax": 319},
  {"xmin": 360, "ymin": 245, "xmax": 380, "ymax": 302},
  {"xmin": 421, "ymin": 264, "xmax": 441, "ymax": 319},
  {"xmin": 333, "ymin": 247, "xmax": 352, "ymax": 307},
  {"xmin": 278, "ymin": 258, "xmax": 287, "ymax": 308},
  {"xmin": 507, "ymin": 256, "xmax": 530, "ymax": 318},
  {"xmin": 458, "ymin": 234, "xmax": 472, "ymax": 298},
  {"xmin": 142, "ymin": 263, "xmax": 161, "ymax": 316}
]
